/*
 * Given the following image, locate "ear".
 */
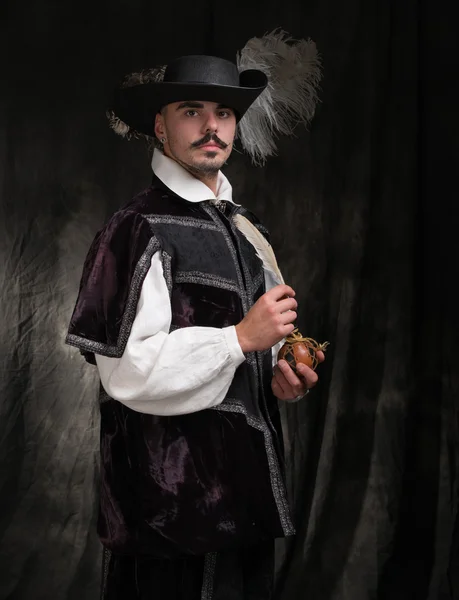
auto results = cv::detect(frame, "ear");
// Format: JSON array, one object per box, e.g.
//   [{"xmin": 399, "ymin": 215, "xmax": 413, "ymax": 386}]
[{"xmin": 154, "ymin": 112, "xmax": 165, "ymax": 139}]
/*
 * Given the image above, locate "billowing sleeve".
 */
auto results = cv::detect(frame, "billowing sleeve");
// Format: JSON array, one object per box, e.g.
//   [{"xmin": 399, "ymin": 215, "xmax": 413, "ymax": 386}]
[{"xmin": 94, "ymin": 252, "xmax": 246, "ymax": 416}]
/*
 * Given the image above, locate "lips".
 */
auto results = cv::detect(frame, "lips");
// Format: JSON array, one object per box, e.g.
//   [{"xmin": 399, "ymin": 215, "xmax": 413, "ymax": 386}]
[{"xmin": 200, "ymin": 144, "xmax": 221, "ymax": 150}]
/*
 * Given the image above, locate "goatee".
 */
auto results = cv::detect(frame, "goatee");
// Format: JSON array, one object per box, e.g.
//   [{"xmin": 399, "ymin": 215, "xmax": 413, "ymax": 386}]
[{"xmin": 190, "ymin": 159, "xmax": 221, "ymax": 176}]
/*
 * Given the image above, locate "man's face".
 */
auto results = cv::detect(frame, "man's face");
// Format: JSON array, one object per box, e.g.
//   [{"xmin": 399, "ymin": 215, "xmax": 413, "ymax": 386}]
[{"xmin": 154, "ymin": 100, "xmax": 237, "ymax": 176}]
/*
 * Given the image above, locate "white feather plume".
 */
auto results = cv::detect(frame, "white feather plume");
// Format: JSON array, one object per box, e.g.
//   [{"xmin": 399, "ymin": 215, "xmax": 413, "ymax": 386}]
[
  {"xmin": 233, "ymin": 214, "xmax": 284, "ymax": 283},
  {"xmin": 236, "ymin": 29, "xmax": 322, "ymax": 166}
]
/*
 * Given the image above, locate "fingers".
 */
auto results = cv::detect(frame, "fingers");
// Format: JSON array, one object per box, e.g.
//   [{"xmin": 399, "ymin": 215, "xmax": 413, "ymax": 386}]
[
  {"xmin": 279, "ymin": 310, "xmax": 297, "ymax": 325},
  {"xmin": 316, "ymin": 350, "xmax": 325, "ymax": 363},
  {"xmin": 257, "ymin": 291, "xmax": 296, "ymax": 316},
  {"xmin": 296, "ymin": 362, "xmax": 319, "ymax": 388},
  {"xmin": 276, "ymin": 360, "xmax": 307, "ymax": 397},
  {"xmin": 281, "ymin": 323, "xmax": 296, "ymax": 337},
  {"xmin": 276, "ymin": 297, "xmax": 298, "ymax": 313},
  {"xmin": 266, "ymin": 284, "xmax": 296, "ymax": 301}
]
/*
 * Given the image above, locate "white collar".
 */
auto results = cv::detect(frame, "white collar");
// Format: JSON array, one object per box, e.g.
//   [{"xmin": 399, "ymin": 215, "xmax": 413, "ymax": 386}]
[{"xmin": 151, "ymin": 148, "xmax": 238, "ymax": 205}]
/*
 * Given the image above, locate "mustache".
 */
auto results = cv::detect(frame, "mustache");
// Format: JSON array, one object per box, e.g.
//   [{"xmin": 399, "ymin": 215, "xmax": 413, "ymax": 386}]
[{"xmin": 191, "ymin": 133, "xmax": 228, "ymax": 149}]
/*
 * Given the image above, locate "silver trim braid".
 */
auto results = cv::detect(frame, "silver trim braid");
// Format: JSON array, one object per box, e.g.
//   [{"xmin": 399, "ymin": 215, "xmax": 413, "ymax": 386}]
[
  {"xmin": 212, "ymin": 400, "xmax": 295, "ymax": 536},
  {"xmin": 175, "ymin": 271, "xmax": 240, "ymax": 295},
  {"xmin": 201, "ymin": 552, "xmax": 217, "ymax": 600},
  {"xmin": 66, "ymin": 236, "xmax": 161, "ymax": 358}
]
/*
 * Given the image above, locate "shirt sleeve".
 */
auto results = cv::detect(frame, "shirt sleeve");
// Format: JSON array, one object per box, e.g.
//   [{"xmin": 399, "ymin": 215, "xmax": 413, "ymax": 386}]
[{"xmin": 95, "ymin": 251, "xmax": 246, "ymax": 416}]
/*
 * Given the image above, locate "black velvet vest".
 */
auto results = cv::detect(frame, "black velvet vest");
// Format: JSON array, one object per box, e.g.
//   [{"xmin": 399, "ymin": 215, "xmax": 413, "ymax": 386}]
[{"xmin": 66, "ymin": 176, "xmax": 295, "ymax": 558}]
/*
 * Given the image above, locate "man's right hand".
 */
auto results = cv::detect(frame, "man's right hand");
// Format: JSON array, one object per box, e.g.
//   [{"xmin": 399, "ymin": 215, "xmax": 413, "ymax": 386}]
[{"xmin": 235, "ymin": 285, "xmax": 298, "ymax": 353}]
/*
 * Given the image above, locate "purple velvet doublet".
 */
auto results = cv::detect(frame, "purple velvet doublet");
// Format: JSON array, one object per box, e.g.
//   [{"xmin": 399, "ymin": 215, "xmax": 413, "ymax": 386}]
[{"xmin": 66, "ymin": 175, "xmax": 295, "ymax": 597}]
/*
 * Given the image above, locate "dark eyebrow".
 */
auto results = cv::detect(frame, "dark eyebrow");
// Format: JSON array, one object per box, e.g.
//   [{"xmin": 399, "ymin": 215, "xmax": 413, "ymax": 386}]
[
  {"xmin": 175, "ymin": 102, "xmax": 234, "ymax": 112},
  {"xmin": 176, "ymin": 102, "xmax": 204, "ymax": 111}
]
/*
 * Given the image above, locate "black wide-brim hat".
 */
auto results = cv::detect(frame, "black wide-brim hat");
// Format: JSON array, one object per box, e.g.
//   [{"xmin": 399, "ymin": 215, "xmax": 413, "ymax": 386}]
[{"xmin": 112, "ymin": 55, "xmax": 269, "ymax": 138}]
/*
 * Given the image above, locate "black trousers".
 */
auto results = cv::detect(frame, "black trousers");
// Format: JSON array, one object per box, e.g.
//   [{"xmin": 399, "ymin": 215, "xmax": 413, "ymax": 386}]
[{"xmin": 102, "ymin": 541, "xmax": 275, "ymax": 600}]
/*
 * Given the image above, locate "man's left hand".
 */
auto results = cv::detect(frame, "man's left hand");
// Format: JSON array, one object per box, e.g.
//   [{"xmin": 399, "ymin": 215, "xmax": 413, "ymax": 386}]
[{"xmin": 271, "ymin": 351, "xmax": 325, "ymax": 402}]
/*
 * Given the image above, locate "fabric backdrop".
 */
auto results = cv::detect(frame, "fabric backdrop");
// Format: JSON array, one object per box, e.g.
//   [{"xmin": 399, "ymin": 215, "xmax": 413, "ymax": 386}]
[{"xmin": 0, "ymin": 0, "xmax": 458, "ymax": 598}]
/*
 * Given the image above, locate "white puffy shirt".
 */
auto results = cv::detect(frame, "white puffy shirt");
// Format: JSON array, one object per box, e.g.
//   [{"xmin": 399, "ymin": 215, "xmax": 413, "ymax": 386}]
[{"xmin": 95, "ymin": 149, "xmax": 282, "ymax": 415}]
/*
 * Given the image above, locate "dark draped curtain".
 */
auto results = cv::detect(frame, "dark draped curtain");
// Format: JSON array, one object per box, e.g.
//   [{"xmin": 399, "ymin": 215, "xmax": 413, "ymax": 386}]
[{"xmin": 0, "ymin": 0, "xmax": 457, "ymax": 598}]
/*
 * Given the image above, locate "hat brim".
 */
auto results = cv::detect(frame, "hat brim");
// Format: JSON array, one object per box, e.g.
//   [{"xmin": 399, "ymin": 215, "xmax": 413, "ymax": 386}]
[{"xmin": 112, "ymin": 69, "xmax": 268, "ymax": 137}]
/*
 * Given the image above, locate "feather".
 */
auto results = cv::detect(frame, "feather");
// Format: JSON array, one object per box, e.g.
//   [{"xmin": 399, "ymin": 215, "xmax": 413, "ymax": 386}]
[
  {"xmin": 233, "ymin": 214, "xmax": 284, "ymax": 284},
  {"xmin": 236, "ymin": 28, "xmax": 322, "ymax": 166},
  {"xmin": 106, "ymin": 65, "xmax": 166, "ymax": 139},
  {"xmin": 121, "ymin": 65, "xmax": 166, "ymax": 88},
  {"xmin": 106, "ymin": 110, "xmax": 133, "ymax": 138}
]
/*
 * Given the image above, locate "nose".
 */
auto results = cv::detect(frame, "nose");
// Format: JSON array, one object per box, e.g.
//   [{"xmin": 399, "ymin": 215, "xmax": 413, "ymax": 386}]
[{"xmin": 203, "ymin": 111, "xmax": 218, "ymax": 134}]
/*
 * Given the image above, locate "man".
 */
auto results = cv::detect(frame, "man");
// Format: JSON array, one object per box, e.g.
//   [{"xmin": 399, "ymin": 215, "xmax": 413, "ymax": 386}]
[{"xmin": 66, "ymin": 50, "xmax": 323, "ymax": 599}]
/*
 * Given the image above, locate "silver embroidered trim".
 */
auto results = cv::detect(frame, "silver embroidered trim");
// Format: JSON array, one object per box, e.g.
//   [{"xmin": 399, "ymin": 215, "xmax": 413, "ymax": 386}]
[
  {"xmin": 201, "ymin": 552, "xmax": 217, "ymax": 600},
  {"xmin": 201, "ymin": 204, "xmax": 249, "ymax": 317},
  {"xmin": 230, "ymin": 210, "xmax": 256, "ymax": 305},
  {"xmin": 253, "ymin": 270, "xmax": 264, "ymax": 293},
  {"xmin": 201, "ymin": 205, "xmax": 265, "ymax": 458},
  {"xmin": 230, "ymin": 209, "xmax": 278, "ymax": 458},
  {"xmin": 233, "ymin": 214, "xmax": 277, "ymax": 441},
  {"xmin": 161, "ymin": 250, "xmax": 173, "ymax": 297},
  {"xmin": 145, "ymin": 215, "xmax": 220, "ymax": 231},
  {"xmin": 176, "ymin": 207, "xmax": 287, "ymax": 535},
  {"xmin": 65, "ymin": 335, "xmax": 117, "ymax": 358},
  {"xmin": 256, "ymin": 348, "xmax": 278, "ymax": 437},
  {"xmin": 175, "ymin": 271, "xmax": 240, "ymax": 295},
  {"xmin": 246, "ymin": 352, "xmax": 258, "ymax": 368},
  {"xmin": 66, "ymin": 236, "xmax": 161, "ymax": 357},
  {"xmin": 211, "ymin": 198, "xmax": 227, "ymax": 212},
  {"xmin": 100, "ymin": 547, "xmax": 112, "ymax": 600},
  {"xmin": 233, "ymin": 208, "xmax": 267, "ymax": 300},
  {"xmin": 212, "ymin": 399, "xmax": 295, "ymax": 536},
  {"xmin": 201, "ymin": 203, "xmax": 261, "ymax": 427},
  {"xmin": 232, "ymin": 212, "xmax": 276, "ymax": 442}
]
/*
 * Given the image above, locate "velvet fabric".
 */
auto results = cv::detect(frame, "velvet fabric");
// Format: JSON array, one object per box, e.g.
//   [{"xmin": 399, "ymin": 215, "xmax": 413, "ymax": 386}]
[
  {"xmin": 66, "ymin": 176, "xmax": 266, "ymax": 363},
  {"xmin": 65, "ymin": 176, "xmax": 294, "ymax": 567},
  {"xmin": 102, "ymin": 540, "xmax": 275, "ymax": 599},
  {"xmin": 67, "ymin": 208, "xmax": 154, "ymax": 364},
  {"xmin": 98, "ymin": 399, "xmax": 281, "ymax": 556}
]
